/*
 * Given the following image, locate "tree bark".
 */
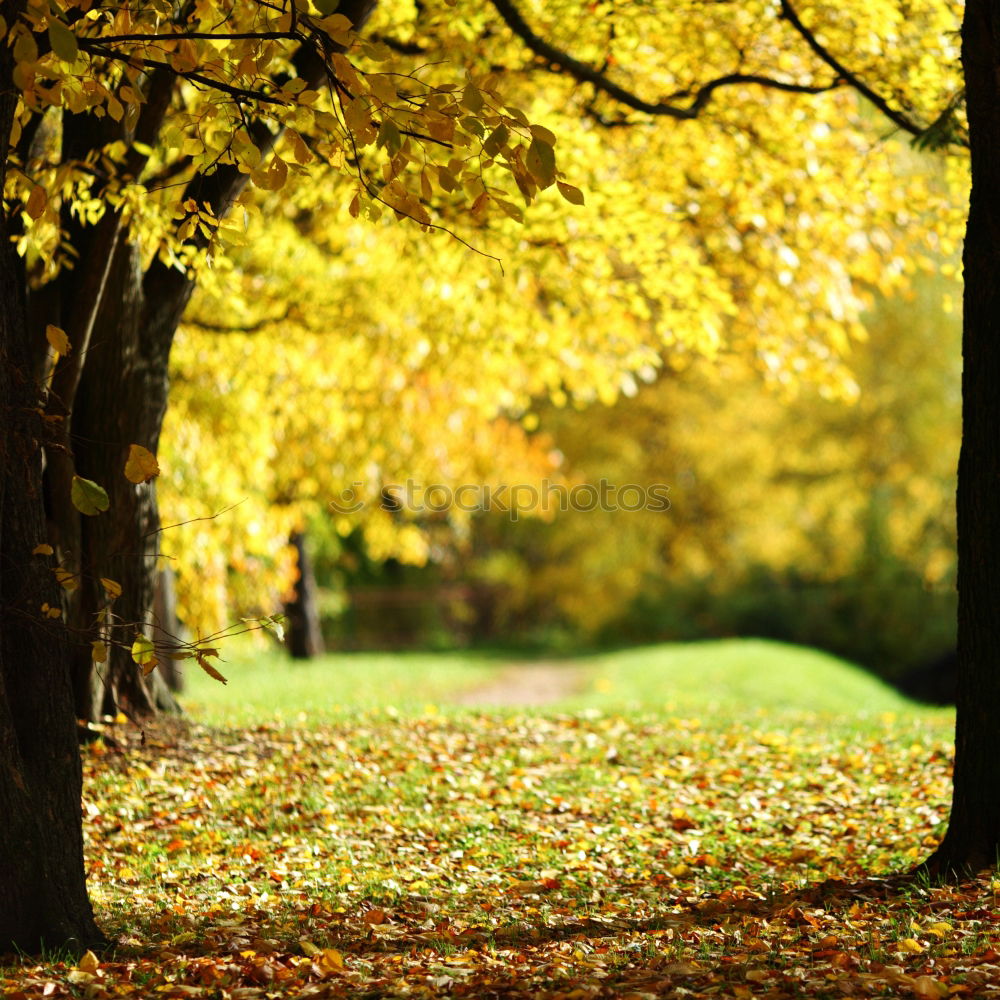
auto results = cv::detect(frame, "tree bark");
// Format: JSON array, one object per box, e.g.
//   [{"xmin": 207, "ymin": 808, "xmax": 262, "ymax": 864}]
[
  {"xmin": 0, "ymin": 12, "xmax": 105, "ymax": 949},
  {"xmin": 70, "ymin": 237, "xmax": 182, "ymax": 718},
  {"xmin": 284, "ymin": 531, "xmax": 326, "ymax": 659},
  {"xmin": 924, "ymin": 0, "xmax": 1000, "ymax": 877}
]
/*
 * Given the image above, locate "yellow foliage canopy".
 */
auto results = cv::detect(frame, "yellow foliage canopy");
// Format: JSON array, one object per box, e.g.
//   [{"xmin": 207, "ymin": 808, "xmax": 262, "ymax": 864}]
[{"xmin": 3, "ymin": 0, "xmax": 968, "ymax": 632}]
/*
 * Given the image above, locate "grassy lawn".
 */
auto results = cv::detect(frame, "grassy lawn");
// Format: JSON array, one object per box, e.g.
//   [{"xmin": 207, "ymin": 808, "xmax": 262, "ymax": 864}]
[
  {"xmin": 182, "ymin": 636, "xmax": 930, "ymax": 721},
  {"xmin": 567, "ymin": 638, "xmax": 920, "ymax": 715},
  {"xmin": 177, "ymin": 643, "xmax": 508, "ymax": 725},
  {"xmin": 7, "ymin": 640, "xmax": 983, "ymax": 1000}
]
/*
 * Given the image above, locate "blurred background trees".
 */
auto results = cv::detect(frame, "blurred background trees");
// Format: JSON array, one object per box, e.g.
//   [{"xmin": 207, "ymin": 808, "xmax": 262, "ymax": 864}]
[{"xmin": 133, "ymin": 0, "xmax": 966, "ymax": 692}]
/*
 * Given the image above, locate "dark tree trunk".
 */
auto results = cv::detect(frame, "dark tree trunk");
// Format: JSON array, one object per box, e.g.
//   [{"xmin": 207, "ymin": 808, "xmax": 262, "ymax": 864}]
[
  {"xmin": 925, "ymin": 1, "xmax": 1000, "ymax": 877},
  {"xmin": 70, "ymin": 238, "xmax": 182, "ymax": 719},
  {"xmin": 0, "ymin": 20, "xmax": 105, "ymax": 950},
  {"xmin": 284, "ymin": 531, "xmax": 326, "ymax": 659}
]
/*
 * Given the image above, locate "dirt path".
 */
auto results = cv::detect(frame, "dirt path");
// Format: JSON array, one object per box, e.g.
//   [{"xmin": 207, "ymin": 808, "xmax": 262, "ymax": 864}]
[{"xmin": 452, "ymin": 661, "xmax": 587, "ymax": 708}]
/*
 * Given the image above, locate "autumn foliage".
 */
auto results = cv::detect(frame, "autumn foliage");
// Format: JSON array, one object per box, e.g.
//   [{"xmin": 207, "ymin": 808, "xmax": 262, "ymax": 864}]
[
  {"xmin": 3, "ymin": 0, "xmax": 998, "ymax": 963},
  {"xmin": 4, "ymin": 702, "xmax": 996, "ymax": 998}
]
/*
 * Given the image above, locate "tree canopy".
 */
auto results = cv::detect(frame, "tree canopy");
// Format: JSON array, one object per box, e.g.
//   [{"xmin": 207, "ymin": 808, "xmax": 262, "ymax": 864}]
[{"xmin": 0, "ymin": 0, "xmax": 989, "ymax": 956}]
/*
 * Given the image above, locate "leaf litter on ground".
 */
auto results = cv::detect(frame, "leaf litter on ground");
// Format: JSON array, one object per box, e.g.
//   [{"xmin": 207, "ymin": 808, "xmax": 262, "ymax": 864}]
[{"xmin": 6, "ymin": 706, "xmax": 1000, "ymax": 999}]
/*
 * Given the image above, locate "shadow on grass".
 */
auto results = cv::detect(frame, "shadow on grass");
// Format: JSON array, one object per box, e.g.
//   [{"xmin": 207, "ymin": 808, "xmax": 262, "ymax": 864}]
[{"xmin": 90, "ymin": 869, "xmax": 989, "ymax": 1000}]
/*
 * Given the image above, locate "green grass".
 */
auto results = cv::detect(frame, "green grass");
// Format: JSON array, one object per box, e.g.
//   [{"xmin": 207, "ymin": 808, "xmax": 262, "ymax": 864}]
[
  {"xmin": 69, "ymin": 687, "xmax": 965, "ymax": 1000},
  {"xmin": 567, "ymin": 638, "xmax": 924, "ymax": 716},
  {"xmin": 178, "ymin": 642, "xmax": 506, "ymax": 725},
  {"xmin": 180, "ymin": 636, "xmax": 945, "ymax": 724},
  {"xmin": 7, "ymin": 637, "xmax": 969, "ymax": 999}
]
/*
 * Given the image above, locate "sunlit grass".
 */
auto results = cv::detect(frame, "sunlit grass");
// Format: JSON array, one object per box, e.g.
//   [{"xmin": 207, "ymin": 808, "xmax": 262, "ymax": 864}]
[
  {"xmin": 177, "ymin": 641, "xmax": 506, "ymax": 725},
  {"xmin": 180, "ymin": 637, "xmax": 952, "ymax": 727},
  {"xmin": 568, "ymin": 638, "xmax": 932, "ymax": 716}
]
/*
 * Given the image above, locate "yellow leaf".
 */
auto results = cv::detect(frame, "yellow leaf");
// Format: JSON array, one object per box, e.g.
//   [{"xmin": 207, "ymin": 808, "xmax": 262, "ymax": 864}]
[
  {"xmin": 899, "ymin": 937, "xmax": 924, "ymax": 954},
  {"xmin": 196, "ymin": 652, "xmax": 228, "ymax": 685},
  {"xmin": 26, "ymin": 184, "xmax": 47, "ymax": 219},
  {"xmin": 368, "ymin": 74, "xmax": 397, "ymax": 104},
  {"xmin": 33, "ymin": 543, "xmax": 53, "ymax": 555},
  {"xmin": 556, "ymin": 180, "xmax": 585, "ymax": 206},
  {"xmin": 319, "ymin": 947, "xmax": 344, "ymax": 971},
  {"xmin": 529, "ymin": 123, "xmax": 556, "ymax": 145},
  {"xmin": 46, "ymin": 324, "xmax": 70, "ymax": 356},
  {"xmin": 53, "ymin": 567, "xmax": 79, "ymax": 591},
  {"xmin": 911, "ymin": 976, "xmax": 947, "ymax": 999},
  {"xmin": 131, "ymin": 633, "xmax": 157, "ymax": 668},
  {"xmin": 124, "ymin": 444, "xmax": 160, "ymax": 483},
  {"xmin": 101, "ymin": 577, "xmax": 122, "ymax": 599},
  {"xmin": 91, "ymin": 640, "xmax": 108, "ymax": 664},
  {"xmin": 77, "ymin": 950, "xmax": 99, "ymax": 974}
]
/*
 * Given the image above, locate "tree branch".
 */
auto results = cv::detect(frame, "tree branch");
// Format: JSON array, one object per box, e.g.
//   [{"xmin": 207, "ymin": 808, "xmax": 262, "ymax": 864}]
[
  {"xmin": 186, "ymin": 308, "xmax": 291, "ymax": 334},
  {"xmin": 87, "ymin": 31, "xmax": 299, "ymax": 44},
  {"xmin": 488, "ymin": 0, "xmax": 842, "ymax": 120},
  {"xmin": 78, "ymin": 40, "xmax": 290, "ymax": 106},
  {"xmin": 777, "ymin": 0, "xmax": 925, "ymax": 139},
  {"xmin": 140, "ymin": 0, "xmax": 377, "ymax": 334}
]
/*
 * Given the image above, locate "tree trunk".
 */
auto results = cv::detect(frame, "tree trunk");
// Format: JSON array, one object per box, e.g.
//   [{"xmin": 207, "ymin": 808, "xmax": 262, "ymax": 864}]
[
  {"xmin": 0, "ymin": 21, "xmax": 105, "ymax": 949},
  {"xmin": 924, "ymin": 1, "xmax": 1000, "ymax": 877},
  {"xmin": 284, "ymin": 531, "xmax": 326, "ymax": 659},
  {"xmin": 69, "ymin": 238, "xmax": 182, "ymax": 719}
]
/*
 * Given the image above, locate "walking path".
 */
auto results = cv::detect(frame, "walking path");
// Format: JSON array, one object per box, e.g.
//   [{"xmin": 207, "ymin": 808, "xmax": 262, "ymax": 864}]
[{"xmin": 452, "ymin": 661, "xmax": 587, "ymax": 707}]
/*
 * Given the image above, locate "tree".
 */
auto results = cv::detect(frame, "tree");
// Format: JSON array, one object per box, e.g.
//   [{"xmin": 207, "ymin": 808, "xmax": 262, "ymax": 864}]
[
  {"xmin": 0, "ymin": 0, "xmax": 978, "ymax": 957},
  {"xmin": 464, "ymin": 279, "xmax": 960, "ymax": 666},
  {"xmin": 445, "ymin": 0, "xmax": 996, "ymax": 878},
  {"xmin": 0, "ymin": 2, "xmax": 104, "ymax": 951},
  {"xmin": 156, "ymin": 1, "xmax": 960, "ymax": 644},
  {"xmin": 485, "ymin": 0, "xmax": 992, "ymax": 881},
  {"xmin": 923, "ymin": 0, "xmax": 1000, "ymax": 876},
  {"xmin": 0, "ymin": 0, "xmax": 562, "ymax": 952}
]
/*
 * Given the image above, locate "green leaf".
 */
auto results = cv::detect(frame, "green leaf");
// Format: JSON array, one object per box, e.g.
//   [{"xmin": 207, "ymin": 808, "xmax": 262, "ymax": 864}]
[
  {"xmin": 377, "ymin": 119, "xmax": 402, "ymax": 157},
  {"xmin": 262, "ymin": 615, "xmax": 286, "ymax": 643},
  {"xmin": 243, "ymin": 615, "xmax": 287, "ymax": 642},
  {"xmin": 71, "ymin": 476, "xmax": 110, "ymax": 516},
  {"xmin": 461, "ymin": 84, "xmax": 484, "ymax": 113},
  {"xmin": 47, "ymin": 19, "xmax": 78, "ymax": 62}
]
